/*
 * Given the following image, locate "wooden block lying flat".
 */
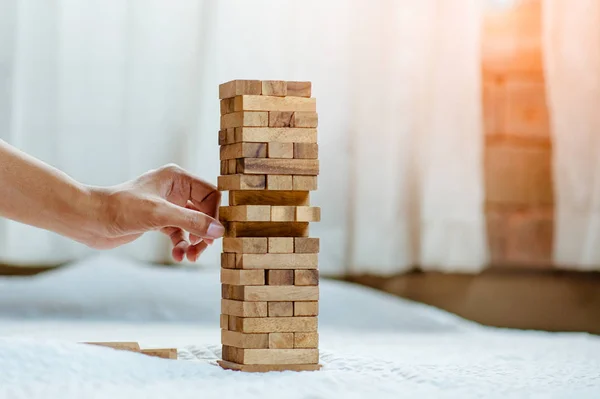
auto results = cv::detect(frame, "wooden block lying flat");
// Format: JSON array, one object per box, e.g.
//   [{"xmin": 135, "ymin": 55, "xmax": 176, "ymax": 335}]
[
  {"xmin": 234, "ymin": 127, "xmax": 317, "ymax": 143},
  {"xmin": 218, "ymin": 175, "xmax": 266, "ymax": 191},
  {"xmin": 229, "ymin": 190, "xmax": 309, "ymax": 206},
  {"xmin": 220, "ymin": 205, "xmax": 271, "ymax": 222},
  {"xmin": 220, "ymin": 143, "xmax": 267, "ymax": 160},
  {"xmin": 291, "ymin": 112, "xmax": 318, "ymax": 128},
  {"xmin": 236, "ymin": 253, "xmax": 318, "ymax": 269},
  {"xmin": 294, "ymin": 301, "xmax": 319, "ymax": 316},
  {"xmin": 226, "ymin": 316, "xmax": 318, "ymax": 333},
  {"xmin": 293, "ymin": 143, "xmax": 318, "ymax": 159},
  {"xmin": 223, "ymin": 237, "xmax": 268, "ymax": 253},
  {"xmin": 218, "ymin": 359, "xmax": 321, "ymax": 372},
  {"xmin": 286, "ymin": 81, "xmax": 312, "ymax": 97},
  {"xmin": 295, "ymin": 206, "xmax": 321, "ymax": 222},
  {"xmin": 294, "ymin": 333, "xmax": 318, "ymax": 349},
  {"xmin": 238, "ymin": 159, "xmax": 319, "ymax": 176},
  {"xmin": 221, "ymin": 253, "xmax": 236, "ymax": 269},
  {"xmin": 221, "ymin": 268, "xmax": 265, "ymax": 285},
  {"xmin": 234, "ymin": 95, "xmax": 316, "ymax": 112},
  {"xmin": 269, "ymin": 333, "xmax": 294, "ymax": 349},
  {"xmin": 268, "ymin": 237, "xmax": 294, "ymax": 253},
  {"xmin": 294, "ymin": 238, "xmax": 320, "ymax": 253},
  {"xmin": 223, "ymin": 346, "xmax": 318, "ymax": 365},
  {"xmin": 141, "ymin": 348, "xmax": 177, "ymax": 360},
  {"xmin": 268, "ymin": 142, "xmax": 294, "ymax": 158},
  {"xmin": 266, "ymin": 270, "xmax": 294, "ymax": 285},
  {"xmin": 222, "ymin": 299, "xmax": 268, "ymax": 317},
  {"xmin": 293, "ymin": 176, "xmax": 317, "ymax": 191},
  {"xmin": 269, "ymin": 111, "xmax": 294, "ymax": 128},
  {"xmin": 220, "ymin": 98, "xmax": 235, "ymax": 115},
  {"xmin": 224, "ymin": 222, "xmax": 309, "ymax": 238},
  {"xmin": 295, "ymin": 270, "xmax": 319, "ymax": 286},
  {"xmin": 266, "ymin": 175, "xmax": 293, "ymax": 190},
  {"xmin": 84, "ymin": 342, "xmax": 140, "ymax": 352},
  {"xmin": 221, "ymin": 112, "xmax": 268, "ymax": 129},
  {"xmin": 221, "ymin": 314, "xmax": 229, "ymax": 329},
  {"xmin": 219, "ymin": 80, "xmax": 262, "ymax": 99},
  {"xmin": 223, "ymin": 285, "xmax": 319, "ymax": 301},
  {"xmin": 262, "ymin": 80, "xmax": 287, "ymax": 96},
  {"xmin": 221, "ymin": 330, "xmax": 269, "ymax": 349},
  {"xmin": 268, "ymin": 301, "xmax": 294, "ymax": 317},
  {"xmin": 271, "ymin": 206, "xmax": 295, "ymax": 222}
]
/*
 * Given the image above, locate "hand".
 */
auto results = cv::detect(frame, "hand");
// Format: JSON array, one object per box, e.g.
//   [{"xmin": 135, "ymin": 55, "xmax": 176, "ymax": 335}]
[{"xmin": 88, "ymin": 164, "xmax": 224, "ymax": 262}]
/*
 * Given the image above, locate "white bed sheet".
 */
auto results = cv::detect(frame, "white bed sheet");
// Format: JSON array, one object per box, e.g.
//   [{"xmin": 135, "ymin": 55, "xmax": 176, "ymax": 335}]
[{"xmin": 0, "ymin": 255, "xmax": 598, "ymax": 399}]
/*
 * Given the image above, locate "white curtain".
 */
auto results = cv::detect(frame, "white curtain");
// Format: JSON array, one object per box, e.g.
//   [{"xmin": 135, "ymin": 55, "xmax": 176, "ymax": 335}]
[
  {"xmin": 0, "ymin": 0, "xmax": 487, "ymax": 275},
  {"xmin": 543, "ymin": 0, "xmax": 600, "ymax": 270}
]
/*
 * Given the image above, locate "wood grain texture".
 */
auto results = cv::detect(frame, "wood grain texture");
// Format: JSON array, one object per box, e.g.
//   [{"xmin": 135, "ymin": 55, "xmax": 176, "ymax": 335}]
[
  {"xmin": 221, "ymin": 299, "xmax": 268, "ymax": 318},
  {"xmin": 224, "ymin": 222, "xmax": 309, "ymax": 238},
  {"xmin": 227, "ymin": 159, "xmax": 237, "ymax": 174},
  {"xmin": 223, "ymin": 237, "xmax": 268, "ymax": 253},
  {"xmin": 295, "ymin": 206, "xmax": 321, "ymax": 222},
  {"xmin": 220, "ymin": 143, "xmax": 267, "ymax": 160},
  {"xmin": 271, "ymin": 206, "xmax": 295, "ymax": 222},
  {"xmin": 268, "ymin": 301, "xmax": 294, "ymax": 317},
  {"xmin": 286, "ymin": 81, "xmax": 312, "ymax": 97},
  {"xmin": 268, "ymin": 142, "xmax": 294, "ymax": 158},
  {"xmin": 294, "ymin": 301, "xmax": 319, "ymax": 316},
  {"xmin": 293, "ymin": 143, "xmax": 318, "ymax": 159},
  {"xmin": 222, "ymin": 285, "xmax": 319, "ymax": 301},
  {"xmin": 291, "ymin": 112, "xmax": 318, "ymax": 128},
  {"xmin": 221, "ymin": 268, "xmax": 265, "ymax": 285},
  {"xmin": 220, "ymin": 112, "xmax": 268, "ymax": 129},
  {"xmin": 294, "ymin": 270, "xmax": 319, "ymax": 286},
  {"xmin": 237, "ymin": 158, "xmax": 319, "ymax": 176},
  {"xmin": 234, "ymin": 95, "xmax": 316, "ymax": 112},
  {"xmin": 229, "ymin": 190, "xmax": 309, "ymax": 206},
  {"xmin": 222, "ymin": 346, "xmax": 318, "ymax": 365},
  {"xmin": 220, "ymin": 98, "xmax": 235, "ymax": 114},
  {"xmin": 294, "ymin": 238, "xmax": 320, "ymax": 253},
  {"xmin": 292, "ymin": 176, "xmax": 317, "ymax": 191},
  {"xmin": 268, "ymin": 237, "xmax": 294, "ymax": 253},
  {"xmin": 266, "ymin": 175, "xmax": 293, "ymax": 190},
  {"xmin": 219, "ymin": 80, "xmax": 262, "ymax": 99},
  {"xmin": 84, "ymin": 342, "xmax": 140, "ymax": 352},
  {"xmin": 221, "ymin": 330, "xmax": 269, "ymax": 349},
  {"xmin": 261, "ymin": 80, "xmax": 287, "ymax": 96},
  {"xmin": 236, "ymin": 253, "xmax": 318, "ymax": 269},
  {"xmin": 218, "ymin": 359, "xmax": 321, "ymax": 372},
  {"xmin": 221, "ymin": 253, "xmax": 236, "ymax": 269},
  {"xmin": 219, "ymin": 130, "xmax": 227, "ymax": 145},
  {"xmin": 269, "ymin": 111, "xmax": 294, "ymax": 127},
  {"xmin": 220, "ymin": 314, "xmax": 229, "ymax": 329},
  {"xmin": 141, "ymin": 348, "xmax": 177, "ymax": 359},
  {"xmin": 269, "ymin": 333, "xmax": 294, "ymax": 349},
  {"xmin": 294, "ymin": 332, "xmax": 318, "ymax": 349},
  {"xmin": 266, "ymin": 270, "xmax": 294, "ymax": 285},
  {"xmin": 226, "ymin": 128, "xmax": 235, "ymax": 144},
  {"xmin": 234, "ymin": 127, "xmax": 317, "ymax": 143},
  {"xmin": 220, "ymin": 205, "xmax": 271, "ymax": 222},
  {"xmin": 218, "ymin": 175, "xmax": 266, "ymax": 191},
  {"xmin": 226, "ymin": 316, "xmax": 318, "ymax": 333}
]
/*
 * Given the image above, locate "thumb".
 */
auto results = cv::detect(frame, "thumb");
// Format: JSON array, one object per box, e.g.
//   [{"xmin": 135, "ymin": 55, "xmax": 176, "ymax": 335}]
[{"xmin": 159, "ymin": 202, "xmax": 225, "ymax": 239}]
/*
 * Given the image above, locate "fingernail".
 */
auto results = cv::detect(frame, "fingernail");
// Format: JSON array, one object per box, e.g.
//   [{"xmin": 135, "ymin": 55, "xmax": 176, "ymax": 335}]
[{"xmin": 207, "ymin": 221, "xmax": 225, "ymax": 238}]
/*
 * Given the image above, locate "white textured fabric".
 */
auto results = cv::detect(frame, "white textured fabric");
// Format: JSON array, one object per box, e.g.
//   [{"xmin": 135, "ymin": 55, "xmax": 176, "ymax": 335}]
[
  {"xmin": 542, "ymin": 0, "xmax": 600, "ymax": 269},
  {"xmin": 0, "ymin": 0, "xmax": 487, "ymax": 274}
]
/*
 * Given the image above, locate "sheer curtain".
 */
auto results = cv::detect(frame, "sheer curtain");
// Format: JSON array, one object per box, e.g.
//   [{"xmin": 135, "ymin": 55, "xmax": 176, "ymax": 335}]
[
  {"xmin": 0, "ymin": 0, "xmax": 486, "ymax": 275},
  {"xmin": 543, "ymin": 0, "xmax": 600, "ymax": 270}
]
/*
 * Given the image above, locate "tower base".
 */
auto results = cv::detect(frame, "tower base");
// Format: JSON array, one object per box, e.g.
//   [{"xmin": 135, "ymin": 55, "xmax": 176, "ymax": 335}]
[{"xmin": 218, "ymin": 360, "xmax": 321, "ymax": 373}]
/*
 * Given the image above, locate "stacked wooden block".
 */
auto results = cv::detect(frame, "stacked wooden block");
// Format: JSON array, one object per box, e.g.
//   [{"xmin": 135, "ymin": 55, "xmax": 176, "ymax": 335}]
[{"xmin": 217, "ymin": 79, "xmax": 320, "ymax": 372}]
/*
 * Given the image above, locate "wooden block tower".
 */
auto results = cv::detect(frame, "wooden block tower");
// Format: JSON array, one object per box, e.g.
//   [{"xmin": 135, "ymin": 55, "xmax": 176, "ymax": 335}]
[{"xmin": 217, "ymin": 80, "xmax": 320, "ymax": 372}]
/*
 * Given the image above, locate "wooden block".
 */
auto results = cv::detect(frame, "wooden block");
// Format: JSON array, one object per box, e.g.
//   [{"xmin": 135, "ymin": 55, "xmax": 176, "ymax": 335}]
[
  {"xmin": 224, "ymin": 222, "xmax": 309, "ymax": 238},
  {"xmin": 269, "ymin": 333, "xmax": 294, "ymax": 349},
  {"xmin": 221, "ymin": 253, "xmax": 236, "ymax": 269},
  {"xmin": 219, "ymin": 80, "xmax": 262, "ymax": 99},
  {"xmin": 221, "ymin": 269, "xmax": 265, "ymax": 285},
  {"xmin": 286, "ymin": 81, "xmax": 311, "ymax": 97},
  {"xmin": 229, "ymin": 190, "xmax": 309, "ymax": 206},
  {"xmin": 218, "ymin": 175, "xmax": 266, "ymax": 191},
  {"xmin": 291, "ymin": 112, "xmax": 318, "ymax": 128},
  {"xmin": 227, "ymin": 159, "xmax": 237, "ymax": 174},
  {"xmin": 222, "ymin": 299, "xmax": 268, "ymax": 318},
  {"xmin": 294, "ymin": 238, "xmax": 320, "ymax": 253},
  {"xmin": 223, "ymin": 285, "xmax": 319, "ymax": 301},
  {"xmin": 266, "ymin": 270, "xmax": 294, "ymax": 285},
  {"xmin": 234, "ymin": 95, "xmax": 316, "ymax": 112},
  {"xmin": 271, "ymin": 206, "xmax": 295, "ymax": 222},
  {"xmin": 268, "ymin": 301, "xmax": 294, "ymax": 317},
  {"xmin": 269, "ymin": 111, "xmax": 294, "ymax": 127},
  {"xmin": 237, "ymin": 159, "xmax": 319, "ymax": 176},
  {"xmin": 294, "ymin": 301, "xmax": 319, "ymax": 316},
  {"xmin": 268, "ymin": 142, "xmax": 294, "ymax": 158},
  {"xmin": 261, "ymin": 80, "xmax": 287, "ymax": 96},
  {"xmin": 266, "ymin": 175, "xmax": 293, "ymax": 190},
  {"xmin": 218, "ymin": 359, "xmax": 321, "ymax": 372},
  {"xmin": 236, "ymin": 253, "xmax": 318, "ymax": 269},
  {"xmin": 222, "ymin": 346, "xmax": 318, "ymax": 365},
  {"xmin": 220, "ymin": 143, "xmax": 267, "ymax": 160},
  {"xmin": 220, "ymin": 160, "xmax": 228, "ymax": 175},
  {"xmin": 227, "ymin": 316, "xmax": 318, "ymax": 333},
  {"xmin": 222, "ymin": 284, "xmax": 244, "ymax": 300},
  {"xmin": 223, "ymin": 238, "xmax": 268, "ymax": 253},
  {"xmin": 220, "ymin": 314, "xmax": 229, "ymax": 329},
  {"xmin": 228, "ymin": 314, "xmax": 238, "ymax": 330},
  {"xmin": 222, "ymin": 330, "xmax": 269, "ymax": 349},
  {"xmin": 234, "ymin": 127, "xmax": 317, "ymax": 143},
  {"xmin": 141, "ymin": 348, "xmax": 177, "ymax": 360},
  {"xmin": 219, "ymin": 130, "xmax": 227, "ymax": 145},
  {"xmin": 293, "ymin": 176, "xmax": 317, "ymax": 191},
  {"xmin": 226, "ymin": 128, "xmax": 235, "ymax": 144},
  {"xmin": 293, "ymin": 143, "xmax": 318, "ymax": 159},
  {"xmin": 84, "ymin": 342, "xmax": 140, "ymax": 352},
  {"xmin": 294, "ymin": 270, "xmax": 319, "ymax": 286},
  {"xmin": 220, "ymin": 98, "xmax": 235, "ymax": 114},
  {"xmin": 221, "ymin": 112, "xmax": 268, "ymax": 129},
  {"xmin": 219, "ymin": 205, "xmax": 271, "ymax": 222},
  {"xmin": 294, "ymin": 333, "xmax": 318, "ymax": 349},
  {"xmin": 268, "ymin": 237, "xmax": 294, "ymax": 253},
  {"xmin": 295, "ymin": 206, "xmax": 321, "ymax": 222}
]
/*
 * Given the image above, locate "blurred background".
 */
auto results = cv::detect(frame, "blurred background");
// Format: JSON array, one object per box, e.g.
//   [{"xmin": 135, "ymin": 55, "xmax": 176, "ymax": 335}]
[{"xmin": 0, "ymin": 0, "xmax": 599, "ymax": 333}]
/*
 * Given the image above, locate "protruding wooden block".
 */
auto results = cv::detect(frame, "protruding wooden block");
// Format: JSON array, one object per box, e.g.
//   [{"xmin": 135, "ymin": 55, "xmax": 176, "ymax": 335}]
[
  {"xmin": 220, "ymin": 160, "xmax": 228, "ymax": 175},
  {"xmin": 234, "ymin": 127, "xmax": 317, "ymax": 143},
  {"xmin": 268, "ymin": 237, "xmax": 294, "ymax": 253},
  {"xmin": 292, "ymin": 176, "xmax": 317, "ymax": 190},
  {"xmin": 266, "ymin": 175, "xmax": 293, "ymax": 190},
  {"xmin": 219, "ymin": 80, "xmax": 262, "ymax": 99},
  {"xmin": 220, "ymin": 205, "xmax": 271, "ymax": 222},
  {"xmin": 268, "ymin": 142, "xmax": 294, "ymax": 158},
  {"xmin": 295, "ymin": 206, "xmax": 321, "ymax": 222},
  {"xmin": 222, "ymin": 299, "xmax": 268, "ymax": 318},
  {"xmin": 220, "ymin": 143, "xmax": 267, "ymax": 160},
  {"xmin": 221, "ymin": 268, "xmax": 265, "ymax": 285},
  {"xmin": 268, "ymin": 301, "xmax": 294, "ymax": 317},
  {"xmin": 293, "ymin": 143, "xmax": 318, "ymax": 159},
  {"xmin": 141, "ymin": 348, "xmax": 178, "ymax": 359},
  {"xmin": 261, "ymin": 80, "xmax": 287, "ymax": 96},
  {"xmin": 266, "ymin": 270, "xmax": 294, "ymax": 285},
  {"xmin": 269, "ymin": 111, "xmax": 294, "ymax": 128},
  {"xmin": 291, "ymin": 112, "xmax": 318, "ymax": 128},
  {"xmin": 224, "ymin": 222, "xmax": 309, "ymax": 238},
  {"xmin": 218, "ymin": 360, "xmax": 321, "ymax": 372},
  {"xmin": 220, "ymin": 111, "xmax": 268, "ymax": 129},
  {"xmin": 222, "ymin": 285, "xmax": 319, "ymax": 301},
  {"xmin": 218, "ymin": 175, "xmax": 266, "ymax": 191},
  {"xmin": 221, "ymin": 330, "xmax": 269, "ymax": 349},
  {"xmin": 221, "ymin": 253, "xmax": 236, "ymax": 269},
  {"xmin": 294, "ymin": 238, "xmax": 320, "ymax": 253},
  {"xmin": 222, "ymin": 346, "xmax": 318, "ymax": 365},
  {"xmin": 229, "ymin": 190, "xmax": 309, "ymax": 206},
  {"xmin": 286, "ymin": 81, "xmax": 312, "ymax": 97},
  {"xmin": 236, "ymin": 253, "xmax": 318, "ymax": 269},
  {"xmin": 84, "ymin": 342, "xmax": 140, "ymax": 352},
  {"xmin": 271, "ymin": 206, "xmax": 295, "ymax": 222},
  {"xmin": 226, "ymin": 316, "xmax": 318, "ymax": 333},
  {"xmin": 269, "ymin": 333, "xmax": 294, "ymax": 349},
  {"xmin": 226, "ymin": 128, "xmax": 235, "ymax": 144},
  {"xmin": 237, "ymin": 159, "xmax": 319, "ymax": 176},
  {"xmin": 223, "ymin": 237, "xmax": 268, "ymax": 254},
  {"xmin": 294, "ymin": 301, "xmax": 318, "ymax": 316},
  {"xmin": 220, "ymin": 98, "xmax": 235, "ymax": 114},
  {"xmin": 234, "ymin": 95, "xmax": 316, "ymax": 112},
  {"xmin": 294, "ymin": 333, "xmax": 318, "ymax": 349},
  {"xmin": 294, "ymin": 270, "xmax": 319, "ymax": 286},
  {"xmin": 220, "ymin": 314, "xmax": 229, "ymax": 329}
]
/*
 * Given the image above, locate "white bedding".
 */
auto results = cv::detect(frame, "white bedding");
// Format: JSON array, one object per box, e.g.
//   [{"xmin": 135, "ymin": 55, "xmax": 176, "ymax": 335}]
[{"xmin": 0, "ymin": 256, "xmax": 598, "ymax": 398}]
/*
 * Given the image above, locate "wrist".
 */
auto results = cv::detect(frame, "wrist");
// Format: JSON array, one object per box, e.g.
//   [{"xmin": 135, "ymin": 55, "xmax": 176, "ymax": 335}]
[{"xmin": 65, "ymin": 184, "xmax": 110, "ymax": 247}]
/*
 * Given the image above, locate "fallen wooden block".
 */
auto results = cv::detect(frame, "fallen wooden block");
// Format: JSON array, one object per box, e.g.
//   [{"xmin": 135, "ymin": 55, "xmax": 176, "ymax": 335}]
[
  {"xmin": 222, "ymin": 285, "xmax": 319, "ymax": 302},
  {"xmin": 294, "ymin": 332, "xmax": 318, "ymax": 349},
  {"xmin": 218, "ymin": 175, "xmax": 266, "ymax": 191},
  {"xmin": 225, "ymin": 316, "xmax": 318, "ymax": 333},
  {"xmin": 237, "ymin": 158, "xmax": 319, "ymax": 176},
  {"xmin": 220, "ymin": 205, "xmax": 271, "ymax": 222},
  {"xmin": 294, "ymin": 301, "xmax": 319, "ymax": 316},
  {"xmin": 286, "ymin": 81, "xmax": 312, "ymax": 98},
  {"xmin": 229, "ymin": 190, "xmax": 309, "ymax": 206},
  {"xmin": 224, "ymin": 222, "xmax": 309, "ymax": 238},
  {"xmin": 269, "ymin": 333, "xmax": 294, "ymax": 349},
  {"xmin": 219, "ymin": 80, "xmax": 262, "ymax": 99},
  {"xmin": 221, "ymin": 268, "xmax": 265, "ymax": 285},
  {"xmin": 236, "ymin": 253, "xmax": 318, "ymax": 269},
  {"xmin": 141, "ymin": 348, "xmax": 178, "ymax": 360},
  {"xmin": 234, "ymin": 95, "xmax": 316, "ymax": 112},
  {"xmin": 266, "ymin": 270, "xmax": 294, "ymax": 285},
  {"xmin": 221, "ymin": 330, "xmax": 269, "ymax": 349},
  {"xmin": 267, "ymin": 301, "xmax": 294, "ymax": 317},
  {"xmin": 222, "ymin": 237, "xmax": 268, "ymax": 253},
  {"xmin": 294, "ymin": 238, "xmax": 320, "ymax": 253},
  {"xmin": 218, "ymin": 359, "xmax": 321, "ymax": 372},
  {"xmin": 268, "ymin": 237, "xmax": 294, "ymax": 253},
  {"xmin": 292, "ymin": 175, "xmax": 318, "ymax": 191},
  {"xmin": 234, "ymin": 127, "xmax": 317, "ymax": 143},
  {"xmin": 220, "ymin": 143, "xmax": 267, "ymax": 160},
  {"xmin": 84, "ymin": 342, "xmax": 140, "ymax": 352},
  {"xmin": 221, "ymin": 112, "xmax": 268, "ymax": 129},
  {"xmin": 294, "ymin": 270, "xmax": 319, "ymax": 286}
]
